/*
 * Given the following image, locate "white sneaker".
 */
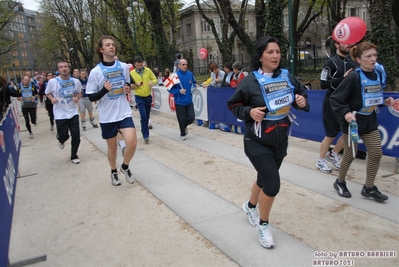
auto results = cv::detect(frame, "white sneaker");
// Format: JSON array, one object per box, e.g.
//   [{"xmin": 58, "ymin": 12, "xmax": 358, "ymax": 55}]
[
  {"xmin": 242, "ymin": 201, "xmax": 259, "ymax": 226},
  {"xmin": 90, "ymin": 117, "xmax": 98, "ymax": 128},
  {"xmin": 180, "ymin": 136, "xmax": 186, "ymax": 141},
  {"xmin": 50, "ymin": 125, "xmax": 54, "ymax": 131},
  {"xmin": 120, "ymin": 167, "xmax": 135, "ymax": 184},
  {"xmin": 316, "ymin": 159, "xmax": 332, "ymax": 173},
  {"xmin": 325, "ymin": 151, "xmax": 341, "ymax": 170},
  {"xmin": 111, "ymin": 172, "xmax": 121, "ymax": 186},
  {"xmin": 257, "ymin": 223, "xmax": 275, "ymax": 248},
  {"xmin": 58, "ymin": 142, "xmax": 65, "ymax": 149},
  {"xmin": 29, "ymin": 133, "xmax": 34, "ymax": 139},
  {"xmin": 71, "ymin": 158, "xmax": 80, "ymax": 164}
]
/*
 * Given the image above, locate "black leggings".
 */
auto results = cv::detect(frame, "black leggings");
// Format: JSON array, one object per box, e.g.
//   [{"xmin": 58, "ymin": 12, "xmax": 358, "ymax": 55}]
[
  {"xmin": 22, "ymin": 107, "xmax": 36, "ymax": 133},
  {"xmin": 244, "ymin": 140, "xmax": 287, "ymax": 197},
  {"xmin": 45, "ymin": 101, "xmax": 54, "ymax": 126}
]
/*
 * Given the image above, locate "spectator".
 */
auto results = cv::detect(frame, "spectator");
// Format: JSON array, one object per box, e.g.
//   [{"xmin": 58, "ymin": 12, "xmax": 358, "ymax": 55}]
[
  {"xmin": 230, "ymin": 61, "xmax": 247, "ymax": 88},
  {"xmin": 209, "ymin": 62, "xmax": 225, "ymax": 87},
  {"xmin": 221, "ymin": 62, "xmax": 234, "ymax": 87}
]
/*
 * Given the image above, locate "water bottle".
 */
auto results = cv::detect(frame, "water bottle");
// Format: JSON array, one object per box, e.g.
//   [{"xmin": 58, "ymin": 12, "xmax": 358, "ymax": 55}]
[{"xmin": 350, "ymin": 120, "xmax": 359, "ymax": 142}]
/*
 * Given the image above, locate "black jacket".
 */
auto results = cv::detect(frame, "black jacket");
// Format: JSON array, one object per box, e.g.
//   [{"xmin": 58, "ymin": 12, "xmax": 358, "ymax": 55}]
[
  {"xmin": 227, "ymin": 69, "xmax": 310, "ymax": 146},
  {"xmin": 330, "ymin": 70, "xmax": 381, "ymax": 135}
]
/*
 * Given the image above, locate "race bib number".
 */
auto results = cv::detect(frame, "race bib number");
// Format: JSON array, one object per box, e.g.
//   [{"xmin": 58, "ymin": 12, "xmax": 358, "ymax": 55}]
[
  {"xmin": 268, "ymin": 94, "xmax": 293, "ymax": 111},
  {"xmin": 365, "ymin": 97, "xmax": 383, "ymax": 106}
]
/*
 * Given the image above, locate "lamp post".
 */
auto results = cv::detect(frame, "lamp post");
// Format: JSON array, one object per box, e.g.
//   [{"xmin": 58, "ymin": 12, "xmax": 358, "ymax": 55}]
[
  {"xmin": 84, "ymin": 34, "xmax": 92, "ymax": 70},
  {"xmin": 126, "ymin": 0, "xmax": 138, "ymax": 55},
  {"xmin": 288, "ymin": 0, "xmax": 295, "ymax": 75}
]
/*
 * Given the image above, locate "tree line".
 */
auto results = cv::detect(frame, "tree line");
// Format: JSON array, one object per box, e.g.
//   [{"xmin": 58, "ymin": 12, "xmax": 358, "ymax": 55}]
[{"xmin": 1, "ymin": 0, "xmax": 398, "ymax": 90}]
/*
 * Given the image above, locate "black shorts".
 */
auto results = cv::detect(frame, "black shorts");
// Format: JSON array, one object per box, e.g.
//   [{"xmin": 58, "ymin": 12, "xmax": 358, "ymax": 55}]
[
  {"xmin": 100, "ymin": 117, "xmax": 135, "ymax": 139},
  {"xmin": 323, "ymin": 97, "xmax": 340, "ymax": 137}
]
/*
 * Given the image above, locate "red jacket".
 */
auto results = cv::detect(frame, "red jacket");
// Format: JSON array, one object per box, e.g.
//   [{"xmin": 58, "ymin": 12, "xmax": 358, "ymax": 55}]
[{"xmin": 230, "ymin": 71, "xmax": 246, "ymax": 88}]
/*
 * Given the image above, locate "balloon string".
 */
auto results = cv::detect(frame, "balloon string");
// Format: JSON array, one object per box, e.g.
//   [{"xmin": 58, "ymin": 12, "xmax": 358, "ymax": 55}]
[{"xmin": 324, "ymin": 36, "xmax": 332, "ymax": 58}]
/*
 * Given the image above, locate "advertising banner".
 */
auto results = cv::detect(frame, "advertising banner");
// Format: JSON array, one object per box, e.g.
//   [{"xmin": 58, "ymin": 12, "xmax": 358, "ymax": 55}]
[
  {"xmin": 151, "ymin": 85, "xmax": 208, "ymax": 120},
  {"xmin": 0, "ymin": 101, "xmax": 21, "ymax": 267},
  {"xmin": 206, "ymin": 87, "xmax": 398, "ymax": 158}
]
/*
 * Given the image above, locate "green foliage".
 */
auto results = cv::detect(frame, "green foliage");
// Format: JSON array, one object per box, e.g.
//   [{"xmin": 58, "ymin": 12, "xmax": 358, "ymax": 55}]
[
  {"xmin": 368, "ymin": 0, "xmax": 399, "ymax": 91},
  {"xmin": 264, "ymin": 0, "xmax": 288, "ymax": 58}
]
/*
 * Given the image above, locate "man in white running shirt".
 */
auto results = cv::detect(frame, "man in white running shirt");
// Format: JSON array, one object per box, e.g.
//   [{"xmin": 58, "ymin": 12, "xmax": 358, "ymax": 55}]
[
  {"xmin": 86, "ymin": 35, "xmax": 137, "ymax": 186},
  {"xmin": 45, "ymin": 61, "xmax": 83, "ymax": 164}
]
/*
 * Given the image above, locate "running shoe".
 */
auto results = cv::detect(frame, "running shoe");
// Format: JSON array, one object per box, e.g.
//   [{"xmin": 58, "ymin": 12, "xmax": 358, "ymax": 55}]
[
  {"xmin": 242, "ymin": 201, "xmax": 259, "ymax": 226},
  {"xmin": 361, "ymin": 185, "xmax": 388, "ymax": 202},
  {"xmin": 316, "ymin": 159, "xmax": 332, "ymax": 173},
  {"xmin": 333, "ymin": 178, "xmax": 351, "ymax": 198},
  {"xmin": 325, "ymin": 151, "xmax": 340, "ymax": 170},
  {"xmin": 111, "ymin": 172, "xmax": 121, "ymax": 186},
  {"xmin": 120, "ymin": 167, "xmax": 135, "ymax": 184},
  {"xmin": 257, "ymin": 223, "xmax": 275, "ymax": 249}
]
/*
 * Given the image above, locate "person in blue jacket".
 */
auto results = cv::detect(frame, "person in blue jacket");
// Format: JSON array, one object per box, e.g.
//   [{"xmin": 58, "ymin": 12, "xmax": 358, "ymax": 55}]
[{"xmin": 168, "ymin": 59, "xmax": 197, "ymax": 140}]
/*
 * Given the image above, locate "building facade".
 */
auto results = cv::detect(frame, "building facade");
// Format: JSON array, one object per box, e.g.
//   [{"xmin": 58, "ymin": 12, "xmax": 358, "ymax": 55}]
[{"xmin": 1, "ymin": 2, "xmax": 42, "ymax": 82}]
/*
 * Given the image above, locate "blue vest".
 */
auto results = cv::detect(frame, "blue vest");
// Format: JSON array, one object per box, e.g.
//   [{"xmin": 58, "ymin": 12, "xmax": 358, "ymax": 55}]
[
  {"xmin": 99, "ymin": 60, "xmax": 126, "ymax": 100},
  {"xmin": 253, "ymin": 69, "xmax": 295, "ymax": 120},
  {"xmin": 356, "ymin": 68, "xmax": 383, "ymax": 115},
  {"xmin": 20, "ymin": 83, "xmax": 34, "ymax": 102},
  {"xmin": 56, "ymin": 77, "xmax": 76, "ymax": 104}
]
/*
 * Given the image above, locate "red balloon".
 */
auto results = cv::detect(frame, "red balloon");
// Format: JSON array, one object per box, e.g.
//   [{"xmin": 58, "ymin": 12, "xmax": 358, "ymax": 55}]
[
  {"xmin": 332, "ymin": 17, "xmax": 367, "ymax": 44},
  {"xmin": 199, "ymin": 48, "xmax": 208, "ymax": 59},
  {"xmin": 127, "ymin": 63, "xmax": 134, "ymax": 71}
]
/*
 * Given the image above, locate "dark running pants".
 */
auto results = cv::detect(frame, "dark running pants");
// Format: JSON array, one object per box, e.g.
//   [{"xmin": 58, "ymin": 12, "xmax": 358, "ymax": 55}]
[
  {"xmin": 56, "ymin": 114, "xmax": 81, "ymax": 160},
  {"xmin": 175, "ymin": 103, "xmax": 195, "ymax": 136}
]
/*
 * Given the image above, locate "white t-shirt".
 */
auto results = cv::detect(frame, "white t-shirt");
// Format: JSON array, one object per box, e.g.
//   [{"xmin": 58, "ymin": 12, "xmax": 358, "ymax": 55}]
[
  {"xmin": 45, "ymin": 77, "xmax": 82, "ymax": 120},
  {"xmin": 86, "ymin": 61, "xmax": 131, "ymax": 123}
]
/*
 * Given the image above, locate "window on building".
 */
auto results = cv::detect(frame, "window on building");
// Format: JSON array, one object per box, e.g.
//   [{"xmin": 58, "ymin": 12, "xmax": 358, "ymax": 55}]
[
  {"xmin": 350, "ymin": 8, "xmax": 356, "ymax": 16},
  {"xmin": 362, "ymin": 11, "xmax": 366, "ymax": 21},
  {"xmin": 177, "ymin": 27, "xmax": 181, "ymax": 38},
  {"xmin": 202, "ymin": 21, "xmax": 211, "ymax": 32},
  {"xmin": 187, "ymin": 22, "xmax": 192, "ymax": 35}
]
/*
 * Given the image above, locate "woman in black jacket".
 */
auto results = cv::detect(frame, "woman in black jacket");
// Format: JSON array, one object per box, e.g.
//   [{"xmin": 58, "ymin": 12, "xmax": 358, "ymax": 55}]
[
  {"xmin": 330, "ymin": 41, "xmax": 394, "ymax": 202},
  {"xmin": 227, "ymin": 36, "xmax": 310, "ymax": 249}
]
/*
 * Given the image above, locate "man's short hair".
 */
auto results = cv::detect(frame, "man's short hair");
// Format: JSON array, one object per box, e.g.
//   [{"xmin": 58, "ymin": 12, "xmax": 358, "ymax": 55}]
[{"xmin": 133, "ymin": 56, "xmax": 143, "ymax": 63}]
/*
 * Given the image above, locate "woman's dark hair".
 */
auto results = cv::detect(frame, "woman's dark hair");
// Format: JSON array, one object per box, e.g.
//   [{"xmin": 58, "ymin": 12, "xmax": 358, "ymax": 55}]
[
  {"xmin": 223, "ymin": 62, "xmax": 233, "ymax": 71},
  {"xmin": 96, "ymin": 35, "xmax": 118, "ymax": 62},
  {"xmin": 0, "ymin": 76, "xmax": 6, "ymax": 88},
  {"xmin": 250, "ymin": 36, "xmax": 281, "ymax": 71}
]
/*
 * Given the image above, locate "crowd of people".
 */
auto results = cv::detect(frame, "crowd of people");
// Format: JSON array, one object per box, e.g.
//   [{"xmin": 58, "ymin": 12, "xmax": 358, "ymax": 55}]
[{"xmin": 1, "ymin": 34, "xmax": 395, "ymax": 250}]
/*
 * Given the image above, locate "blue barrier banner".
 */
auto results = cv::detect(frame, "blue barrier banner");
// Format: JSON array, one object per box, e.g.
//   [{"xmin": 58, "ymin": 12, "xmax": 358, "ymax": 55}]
[
  {"xmin": 290, "ymin": 90, "xmax": 399, "ymax": 158},
  {"xmin": 207, "ymin": 87, "xmax": 399, "ymax": 158},
  {"xmin": 207, "ymin": 87, "xmax": 244, "ymax": 126},
  {"xmin": 0, "ymin": 105, "xmax": 21, "ymax": 266}
]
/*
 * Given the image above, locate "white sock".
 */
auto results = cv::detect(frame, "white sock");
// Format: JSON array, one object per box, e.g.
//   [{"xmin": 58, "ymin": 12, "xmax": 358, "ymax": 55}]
[
  {"xmin": 118, "ymin": 140, "xmax": 126, "ymax": 148},
  {"xmin": 331, "ymin": 150, "xmax": 338, "ymax": 156}
]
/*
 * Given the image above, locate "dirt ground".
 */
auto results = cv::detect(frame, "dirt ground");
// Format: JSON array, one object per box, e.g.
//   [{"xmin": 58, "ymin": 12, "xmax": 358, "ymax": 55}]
[{"xmin": 9, "ymin": 106, "xmax": 398, "ymax": 267}]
